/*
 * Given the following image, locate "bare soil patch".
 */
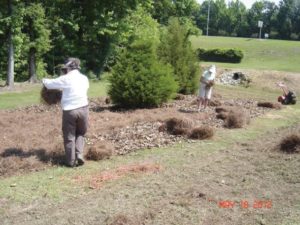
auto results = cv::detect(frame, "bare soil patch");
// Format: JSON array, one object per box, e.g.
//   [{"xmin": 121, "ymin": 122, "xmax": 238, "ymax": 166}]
[{"xmin": 0, "ymin": 93, "xmax": 276, "ymax": 177}]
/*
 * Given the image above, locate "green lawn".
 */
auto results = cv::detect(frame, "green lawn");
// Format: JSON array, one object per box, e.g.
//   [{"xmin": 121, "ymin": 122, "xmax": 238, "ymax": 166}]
[
  {"xmin": 191, "ymin": 36, "xmax": 300, "ymax": 72},
  {"xmin": 0, "ymin": 80, "xmax": 108, "ymax": 109}
]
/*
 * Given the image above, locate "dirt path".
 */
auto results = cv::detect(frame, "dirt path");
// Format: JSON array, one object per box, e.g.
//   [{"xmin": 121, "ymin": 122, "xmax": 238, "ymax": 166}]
[{"xmin": 1, "ymin": 123, "xmax": 299, "ymax": 225}]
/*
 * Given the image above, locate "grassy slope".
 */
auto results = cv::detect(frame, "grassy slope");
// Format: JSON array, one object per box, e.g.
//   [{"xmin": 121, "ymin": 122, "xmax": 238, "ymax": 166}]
[
  {"xmin": 191, "ymin": 36, "xmax": 300, "ymax": 72},
  {"xmin": 0, "ymin": 81, "xmax": 107, "ymax": 109}
]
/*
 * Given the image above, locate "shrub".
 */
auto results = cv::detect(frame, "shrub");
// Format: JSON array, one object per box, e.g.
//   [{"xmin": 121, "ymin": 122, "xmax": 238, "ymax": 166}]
[
  {"xmin": 280, "ymin": 134, "xmax": 300, "ymax": 153},
  {"xmin": 197, "ymin": 48, "xmax": 244, "ymax": 63},
  {"xmin": 108, "ymin": 40, "xmax": 178, "ymax": 108},
  {"xmin": 188, "ymin": 126, "xmax": 214, "ymax": 140},
  {"xmin": 158, "ymin": 17, "xmax": 199, "ymax": 94}
]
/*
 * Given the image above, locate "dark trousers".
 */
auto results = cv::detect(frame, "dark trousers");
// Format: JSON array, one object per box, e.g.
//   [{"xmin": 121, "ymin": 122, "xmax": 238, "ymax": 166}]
[{"xmin": 62, "ymin": 106, "xmax": 88, "ymax": 166}]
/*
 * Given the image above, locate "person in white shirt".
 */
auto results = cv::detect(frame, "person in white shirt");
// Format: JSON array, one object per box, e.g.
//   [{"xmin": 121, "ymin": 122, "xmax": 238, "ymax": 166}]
[
  {"xmin": 43, "ymin": 58, "xmax": 89, "ymax": 167},
  {"xmin": 197, "ymin": 65, "xmax": 216, "ymax": 111}
]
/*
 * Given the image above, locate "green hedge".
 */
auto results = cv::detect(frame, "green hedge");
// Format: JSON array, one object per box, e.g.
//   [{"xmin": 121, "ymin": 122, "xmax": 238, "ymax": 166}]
[{"xmin": 197, "ymin": 48, "xmax": 244, "ymax": 63}]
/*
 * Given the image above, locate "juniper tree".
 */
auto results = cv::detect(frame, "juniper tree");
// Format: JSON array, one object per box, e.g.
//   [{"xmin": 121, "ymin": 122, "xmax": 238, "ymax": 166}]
[
  {"xmin": 158, "ymin": 17, "xmax": 199, "ymax": 95},
  {"xmin": 108, "ymin": 8, "xmax": 178, "ymax": 108}
]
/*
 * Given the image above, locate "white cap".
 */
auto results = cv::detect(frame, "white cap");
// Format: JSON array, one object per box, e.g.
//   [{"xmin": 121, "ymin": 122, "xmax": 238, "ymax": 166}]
[{"xmin": 208, "ymin": 65, "xmax": 216, "ymax": 73}]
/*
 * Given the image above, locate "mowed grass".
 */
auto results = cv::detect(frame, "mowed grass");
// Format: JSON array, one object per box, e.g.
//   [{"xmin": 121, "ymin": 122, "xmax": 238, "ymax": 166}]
[
  {"xmin": 0, "ymin": 80, "xmax": 108, "ymax": 109},
  {"xmin": 191, "ymin": 35, "xmax": 300, "ymax": 72}
]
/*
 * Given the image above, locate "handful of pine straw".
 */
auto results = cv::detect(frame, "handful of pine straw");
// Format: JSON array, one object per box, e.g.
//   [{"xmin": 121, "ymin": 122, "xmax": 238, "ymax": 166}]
[
  {"xmin": 257, "ymin": 102, "xmax": 282, "ymax": 109},
  {"xmin": 206, "ymin": 80, "xmax": 215, "ymax": 88},
  {"xmin": 41, "ymin": 85, "xmax": 62, "ymax": 105}
]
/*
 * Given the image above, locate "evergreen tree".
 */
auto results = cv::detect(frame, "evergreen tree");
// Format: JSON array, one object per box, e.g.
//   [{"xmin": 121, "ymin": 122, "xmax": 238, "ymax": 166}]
[
  {"xmin": 108, "ymin": 9, "xmax": 178, "ymax": 108},
  {"xmin": 158, "ymin": 17, "xmax": 199, "ymax": 94}
]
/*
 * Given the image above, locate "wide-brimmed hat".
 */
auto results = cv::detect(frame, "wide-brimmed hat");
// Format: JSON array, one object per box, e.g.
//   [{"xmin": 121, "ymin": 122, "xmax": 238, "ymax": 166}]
[{"xmin": 62, "ymin": 58, "xmax": 81, "ymax": 70}]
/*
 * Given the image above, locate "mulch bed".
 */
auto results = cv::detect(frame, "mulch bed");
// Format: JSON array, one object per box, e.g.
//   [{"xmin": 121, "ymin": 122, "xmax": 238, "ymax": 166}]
[{"xmin": 0, "ymin": 94, "xmax": 275, "ymax": 177}]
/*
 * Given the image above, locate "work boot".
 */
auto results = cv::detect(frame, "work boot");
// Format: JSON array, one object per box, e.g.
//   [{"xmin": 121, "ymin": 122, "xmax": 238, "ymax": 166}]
[
  {"xmin": 65, "ymin": 160, "xmax": 76, "ymax": 168},
  {"xmin": 76, "ymin": 154, "xmax": 85, "ymax": 166}
]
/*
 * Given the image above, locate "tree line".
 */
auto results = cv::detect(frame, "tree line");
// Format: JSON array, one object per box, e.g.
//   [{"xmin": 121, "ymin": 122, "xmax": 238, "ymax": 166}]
[
  {"xmin": 0, "ymin": 0, "xmax": 299, "ymax": 88},
  {"xmin": 197, "ymin": 0, "xmax": 300, "ymax": 39}
]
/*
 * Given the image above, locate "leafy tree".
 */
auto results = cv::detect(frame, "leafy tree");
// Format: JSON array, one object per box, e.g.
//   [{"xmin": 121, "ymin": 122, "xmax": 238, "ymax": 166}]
[
  {"xmin": 6, "ymin": 0, "xmax": 14, "ymax": 87},
  {"xmin": 261, "ymin": 1, "xmax": 278, "ymax": 35},
  {"xmin": 246, "ymin": 1, "xmax": 264, "ymax": 37},
  {"xmin": 3, "ymin": 0, "xmax": 26, "ymax": 86},
  {"xmin": 196, "ymin": 0, "xmax": 218, "ymax": 35},
  {"xmin": 152, "ymin": 0, "xmax": 200, "ymax": 24},
  {"xmin": 151, "ymin": 0, "xmax": 175, "ymax": 24},
  {"xmin": 227, "ymin": 0, "xmax": 247, "ymax": 36},
  {"xmin": 158, "ymin": 17, "xmax": 199, "ymax": 94},
  {"xmin": 42, "ymin": 0, "xmax": 152, "ymax": 77},
  {"xmin": 277, "ymin": 0, "xmax": 300, "ymax": 39},
  {"xmin": 23, "ymin": 2, "xmax": 51, "ymax": 82}
]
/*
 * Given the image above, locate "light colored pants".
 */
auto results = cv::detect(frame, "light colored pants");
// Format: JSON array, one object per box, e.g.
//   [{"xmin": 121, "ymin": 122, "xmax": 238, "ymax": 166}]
[
  {"xmin": 62, "ymin": 105, "xmax": 88, "ymax": 166},
  {"xmin": 199, "ymin": 83, "xmax": 213, "ymax": 99}
]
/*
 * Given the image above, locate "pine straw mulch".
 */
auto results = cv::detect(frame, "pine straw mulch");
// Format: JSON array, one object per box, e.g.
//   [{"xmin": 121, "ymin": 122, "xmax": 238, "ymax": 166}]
[
  {"xmin": 0, "ymin": 94, "xmax": 278, "ymax": 177},
  {"xmin": 40, "ymin": 86, "xmax": 62, "ymax": 105},
  {"xmin": 73, "ymin": 163, "xmax": 161, "ymax": 190},
  {"xmin": 257, "ymin": 101, "xmax": 282, "ymax": 109},
  {"xmin": 279, "ymin": 133, "xmax": 300, "ymax": 153}
]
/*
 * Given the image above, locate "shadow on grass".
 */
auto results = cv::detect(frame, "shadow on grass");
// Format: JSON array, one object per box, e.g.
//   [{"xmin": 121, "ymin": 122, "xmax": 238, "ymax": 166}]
[{"xmin": 1, "ymin": 148, "xmax": 65, "ymax": 165}]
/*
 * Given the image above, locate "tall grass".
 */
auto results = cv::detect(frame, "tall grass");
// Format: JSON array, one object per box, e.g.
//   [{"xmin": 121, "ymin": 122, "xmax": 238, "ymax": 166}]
[{"xmin": 191, "ymin": 36, "xmax": 300, "ymax": 72}]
